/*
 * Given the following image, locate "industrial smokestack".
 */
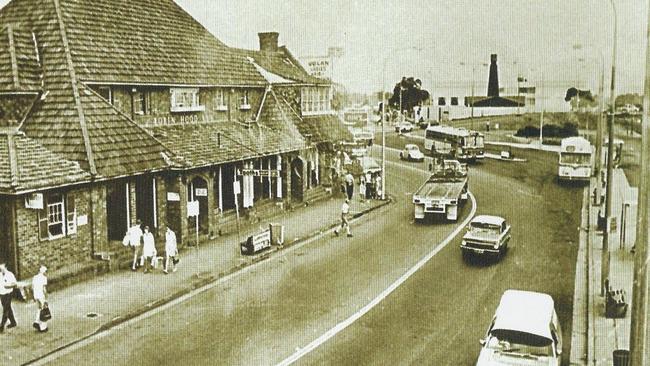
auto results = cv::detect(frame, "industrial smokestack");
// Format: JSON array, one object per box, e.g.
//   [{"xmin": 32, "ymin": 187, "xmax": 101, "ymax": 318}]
[{"xmin": 487, "ymin": 54, "xmax": 499, "ymax": 97}]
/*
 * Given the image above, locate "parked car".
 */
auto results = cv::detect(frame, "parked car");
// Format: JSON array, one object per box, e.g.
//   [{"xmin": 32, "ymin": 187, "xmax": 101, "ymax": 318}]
[
  {"xmin": 418, "ymin": 119, "xmax": 439, "ymax": 129},
  {"xmin": 476, "ymin": 290, "xmax": 563, "ymax": 366},
  {"xmin": 400, "ymin": 144, "xmax": 425, "ymax": 162},
  {"xmin": 394, "ymin": 121, "xmax": 414, "ymax": 133},
  {"xmin": 460, "ymin": 215, "xmax": 510, "ymax": 259}
]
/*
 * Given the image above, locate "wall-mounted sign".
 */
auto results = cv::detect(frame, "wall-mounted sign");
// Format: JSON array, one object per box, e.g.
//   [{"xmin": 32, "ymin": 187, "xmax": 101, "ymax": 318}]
[
  {"xmin": 25, "ymin": 193, "xmax": 44, "ymax": 209},
  {"xmin": 301, "ymin": 56, "xmax": 331, "ymax": 78},
  {"xmin": 238, "ymin": 169, "xmax": 279, "ymax": 177},
  {"xmin": 233, "ymin": 181, "xmax": 241, "ymax": 195},
  {"xmin": 77, "ymin": 215, "xmax": 88, "ymax": 226},
  {"xmin": 195, "ymin": 188, "xmax": 208, "ymax": 197},
  {"xmin": 187, "ymin": 200, "xmax": 199, "ymax": 217},
  {"xmin": 167, "ymin": 192, "xmax": 180, "ymax": 202}
]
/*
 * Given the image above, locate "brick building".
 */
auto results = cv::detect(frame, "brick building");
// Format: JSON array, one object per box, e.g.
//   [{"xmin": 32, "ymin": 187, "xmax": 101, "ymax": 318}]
[{"xmin": 0, "ymin": 0, "xmax": 351, "ymax": 282}]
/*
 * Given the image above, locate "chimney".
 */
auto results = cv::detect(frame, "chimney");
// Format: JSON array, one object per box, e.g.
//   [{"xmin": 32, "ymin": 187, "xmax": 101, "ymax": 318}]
[
  {"xmin": 487, "ymin": 54, "xmax": 499, "ymax": 97},
  {"xmin": 258, "ymin": 32, "xmax": 279, "ymax": 53}
]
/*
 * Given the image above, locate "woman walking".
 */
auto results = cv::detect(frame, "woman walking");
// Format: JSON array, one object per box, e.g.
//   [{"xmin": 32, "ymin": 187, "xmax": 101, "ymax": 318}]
[
  {"xmin": 164, "ymin": 226, "xmax": 178, "ymax": 274},
  {"xmin": 142, "ymin": 226, "xmax": 157, "ymax": 274}
]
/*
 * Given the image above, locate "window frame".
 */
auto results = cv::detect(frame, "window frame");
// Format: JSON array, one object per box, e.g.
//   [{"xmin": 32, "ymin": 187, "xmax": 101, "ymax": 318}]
[
  {"xmin": 214, "ymin": 89, "xmax": 228, "ymax": 111},
  {"xmin": 38, "ymin": 193, "xmax": 77, "ymax": 241},
  {"xmin": 170, "ymin": 88, "xmax": 205, "ymax": 113},
  {"xmin": 134, "ymin": 90, "xmax": 148, "ymax": 115},
  {"xmin": 239, "ymin": 90, "xmax": 251, "ymax": 110}
]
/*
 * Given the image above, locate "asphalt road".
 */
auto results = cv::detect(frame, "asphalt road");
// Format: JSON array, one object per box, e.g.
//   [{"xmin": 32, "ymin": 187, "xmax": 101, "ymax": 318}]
[{"xmin": 42, "ymin": 145, "xmax": 582, "ymax": 366}]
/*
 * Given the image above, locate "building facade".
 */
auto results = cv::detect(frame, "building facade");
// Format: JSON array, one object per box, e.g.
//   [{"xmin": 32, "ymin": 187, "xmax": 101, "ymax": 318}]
[{"xmin": 0, "ymin": 0, "xmax": 351, "ymax": 282}]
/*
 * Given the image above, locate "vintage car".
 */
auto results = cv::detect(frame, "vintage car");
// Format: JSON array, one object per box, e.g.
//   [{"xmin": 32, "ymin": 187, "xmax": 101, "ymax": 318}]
[
  {"xmin": 394, "ymin": 121, "xmax": 414, "ymax": 133},
  {"xmin": 399, "ymin": 144, "xmax": 425, "ymax": 162},
  {"xmin": 476, "ymin": 290, "xmax": 563, "ymax": 366},
  {"xmin": 460, "ymin": 215, "xmax": 510, "ymax": 259}
]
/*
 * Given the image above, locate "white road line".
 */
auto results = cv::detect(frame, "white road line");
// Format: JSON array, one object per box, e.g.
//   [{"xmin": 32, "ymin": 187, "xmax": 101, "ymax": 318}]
[{"xmin": 276, "ymin": 192, "xmax": 477, "ymax": 366}]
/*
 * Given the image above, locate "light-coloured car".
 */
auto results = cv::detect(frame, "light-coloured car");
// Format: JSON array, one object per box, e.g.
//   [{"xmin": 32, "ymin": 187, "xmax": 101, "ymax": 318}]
[
  {"xmin": 476, "ymin": 290, "xmax": 563, "ymax": 366},
  {"xmin": 400, "ymin": 144, "xmax": 425, "ymax": 162},
  {"xmin": 394, "ymin": 121, "xmax": 414, "ymax": 133},
  {"xmin": 461, "ymin": 215, "xmax": 510, "ymax": 259}
]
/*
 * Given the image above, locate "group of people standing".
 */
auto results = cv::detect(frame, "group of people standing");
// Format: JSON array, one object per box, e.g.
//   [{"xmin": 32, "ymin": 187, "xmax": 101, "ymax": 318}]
[
  {"xmin": 344, "ymin": 171, "xmax": 382, "ymax": 202},
  {"xmin": 125, "ymin": 220, "xmax": 179, "ymax": 274}
]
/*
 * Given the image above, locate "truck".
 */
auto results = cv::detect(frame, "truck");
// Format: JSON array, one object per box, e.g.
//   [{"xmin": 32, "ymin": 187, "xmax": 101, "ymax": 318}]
[{"xmin": 412, "ymin": 159, "xmax": 469, "ymax": 221}]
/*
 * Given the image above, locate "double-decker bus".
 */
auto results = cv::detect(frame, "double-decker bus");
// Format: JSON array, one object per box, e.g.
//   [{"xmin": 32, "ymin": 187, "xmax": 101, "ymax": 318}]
[
  {"xmin": 424, "ymin": 125, "xmax": 485, "ymax": 161},
  {"xmin": 558, "ymin": 136, "xmax": 593, "ymax": 181}
]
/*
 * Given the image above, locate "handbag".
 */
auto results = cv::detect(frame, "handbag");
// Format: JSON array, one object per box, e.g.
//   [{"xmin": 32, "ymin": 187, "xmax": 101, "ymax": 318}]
[
  {"xmin": 39, "ymin": 303, "xmax": 52, "ymax": 321},
  {"xmin": 173, "ymin": 258, "xmax": 179, "ymax": 265},
  {"xmin": 122, "ymin": 233, "xmax": 130, "ymax": 246}
]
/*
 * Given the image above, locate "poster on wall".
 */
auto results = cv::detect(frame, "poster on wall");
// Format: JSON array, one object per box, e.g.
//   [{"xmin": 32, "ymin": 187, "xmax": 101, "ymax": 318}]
[
  {"xmin": 167, "ymin": 192, "xmax": 181, "ymax": 201},
  {"xmin": 25, "ymin": 193, "xmax": 44, "ymax": 209}
]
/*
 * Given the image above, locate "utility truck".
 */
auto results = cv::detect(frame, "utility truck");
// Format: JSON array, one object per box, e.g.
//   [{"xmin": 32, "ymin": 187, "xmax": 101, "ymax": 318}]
[{"xmin": 412, "ymin": 159, "xmax": 469, "ymax": 221}]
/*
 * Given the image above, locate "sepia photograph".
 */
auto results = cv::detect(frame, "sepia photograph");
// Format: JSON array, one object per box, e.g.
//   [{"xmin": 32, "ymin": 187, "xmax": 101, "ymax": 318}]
[{"xmin": 0, "ymin": 0, "xmax": 648, "ymax": 365}]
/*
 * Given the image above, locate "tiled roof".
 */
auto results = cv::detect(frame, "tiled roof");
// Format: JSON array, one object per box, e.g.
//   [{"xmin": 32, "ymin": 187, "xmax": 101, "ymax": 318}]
[
  {"xmin": 297, "ymin": 114, "xmax": 353, "ymax": 144},
  {"xmin": 60, "ymin": 0, "xmax": 267, "ymax": 86},
  {"xmin": 0, "ymin": 25, "xmax": 41, "ymax": 93},
  {"xmin": 0, "ymin": 131, "xmax": 91, "ymax": 194},
  {"xmin": 148, "ymin": 89, "xmax": 305, "ymax": 169}
]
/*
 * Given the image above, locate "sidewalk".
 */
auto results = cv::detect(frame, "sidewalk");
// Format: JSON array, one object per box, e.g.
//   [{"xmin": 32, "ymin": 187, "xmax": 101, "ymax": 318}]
[
  {"xmin": 0, "ymin": 195, "xmax": 389, "ymax": 366},
  {"xmin": 572, "ymin": 169, "xmax": 636, "ymax": 365}
]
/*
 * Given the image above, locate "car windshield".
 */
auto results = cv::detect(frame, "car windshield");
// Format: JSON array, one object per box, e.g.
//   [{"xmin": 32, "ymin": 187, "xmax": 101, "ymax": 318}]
[
  {"xmin": 469, "ymin": 222, "xmax": 500, "ymax": 235},
  {"xmin": 560, "ymin": 152, "xmax": 590, "ymax": 165},
  {"xmin": 486, "ymin": 331, "xmax": 553, "ymax": 357},
  {"xmin": 407, "ymin": 145, "xmax": 418, "ymax": 151}
]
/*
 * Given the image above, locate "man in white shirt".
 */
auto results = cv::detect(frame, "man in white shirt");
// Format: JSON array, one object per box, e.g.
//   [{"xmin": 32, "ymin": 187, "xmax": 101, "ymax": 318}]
[
  {"xmin": 0, "ymin": 263, "xmax": 17, "ymax": 332},
  {"xmin": 141, "ymin": 226, "xmax": 157, "ymax": 274},
  {"xmin": 164, "ymin": 226, "xmax": 178, "ymax": 274},
  {"xmin": 128, "ymin": 220, "xmax": 143, "ymax": 271},
  {"xmin": 334, "ymin": 199, "xmax": 353, "ymax": 238},
  {"xmin": 32, "ymin": 266, "xmax": 48, "ymax": 332}
]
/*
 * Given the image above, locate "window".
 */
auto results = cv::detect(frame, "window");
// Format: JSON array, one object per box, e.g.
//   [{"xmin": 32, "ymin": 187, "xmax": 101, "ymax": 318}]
[
  {"xmin": 214, "ymin": 89, "xmax": 227, "ymax": 111},
  {"xmin": 438, "ymin": 97, "xmax": 446, "ymax": 106},
  {"xmin": 301, "ymin": 87, "xmax": 332, "ymax": 115},
  {"xmin": 134, "ymin": 91, "xmax": 148, "ymax": 115},
  {"xmin": 38, "ymin": 193, "xmax": 77, "ymax": 240},
  {"xmin": 170, "ymin": 88, "xmax": 205, "ymax": 112},
  {"xmin": 239, "ymin": 90, "xmax": 251, "ymax": 110},
  {"xmin": 451, "ymin": 97, "xmax": 459, "ymax": 106}
]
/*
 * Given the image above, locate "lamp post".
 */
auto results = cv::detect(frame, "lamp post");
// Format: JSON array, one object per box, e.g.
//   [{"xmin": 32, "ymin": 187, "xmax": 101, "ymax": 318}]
[
  {"xmin": 381, "ymin": 47, "xmax": 422, "ymax": 200},
  {"xmin": 460, "ymin": 62, "xmax": 488, "ymax": 131}
]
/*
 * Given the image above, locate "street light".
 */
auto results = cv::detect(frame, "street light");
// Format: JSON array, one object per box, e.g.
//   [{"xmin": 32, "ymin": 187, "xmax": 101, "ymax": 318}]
[{"xmin": 381, "ymin": 47, "xmax": 423, "ymax": 201}]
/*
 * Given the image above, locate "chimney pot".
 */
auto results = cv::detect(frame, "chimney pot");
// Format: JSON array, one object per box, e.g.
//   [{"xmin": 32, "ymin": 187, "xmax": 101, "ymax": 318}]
[{"xmin": 258, "ymin": 32, "xmax": 279, "ymax": 53}]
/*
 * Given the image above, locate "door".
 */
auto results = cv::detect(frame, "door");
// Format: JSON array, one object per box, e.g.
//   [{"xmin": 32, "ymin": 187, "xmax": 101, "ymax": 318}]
[
  {"xmin": 136, "ymin": 175, "xmax": 156, "ymax": 231},
  {"xmin": 291, "ymin": 158, "xmax": 304, "ymax": 202},
  {"xmin": 188, "ymin": 177, "xmax": 209, "ymax": 234},
  {"xmin": 106, "ymin": 182, "xmax": 128, "ymax": 241},
  {"xmin": 0, "ymin": 197, "xmax": 15, "ymax": 272}
]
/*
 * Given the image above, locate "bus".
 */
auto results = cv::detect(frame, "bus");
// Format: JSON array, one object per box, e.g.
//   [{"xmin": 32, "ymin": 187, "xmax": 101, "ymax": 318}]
[
  {"xmin": 558, "ymin": 136, "xmax": 593, "ymax": 182},
  {"xmin": 424, "ymin": 125, "xmax": 485, "ymax": 161}
]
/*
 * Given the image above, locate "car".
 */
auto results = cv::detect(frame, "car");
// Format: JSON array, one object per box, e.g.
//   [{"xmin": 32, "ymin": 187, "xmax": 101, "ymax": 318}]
[
  {"xmin": 476, "ymin": 290, "xmax": 563, "ymax": 366},
  {"xmin": 460, "ymin": 215, "xmax": 510, "ymax": 259},
  {"xmin": 418, "ymin": 119, "xmax": 439, "ymax": 129},
  {"xmin": 399, "ymin": 144, "xmax": 425, "ymax": 162},
  {"xmin": 394, "ymin": 121, "xmax": 414, "ymax": 133}
]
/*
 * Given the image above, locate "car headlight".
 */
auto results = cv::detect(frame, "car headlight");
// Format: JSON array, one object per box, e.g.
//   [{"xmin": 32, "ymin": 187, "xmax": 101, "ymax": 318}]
[
  {"xmin": 461, "ymin": 240, "xmax": 467, "ymax": 246},
  {"xmin": 493, "ymin": 243, "xmax": 499, "ymax": 249}
]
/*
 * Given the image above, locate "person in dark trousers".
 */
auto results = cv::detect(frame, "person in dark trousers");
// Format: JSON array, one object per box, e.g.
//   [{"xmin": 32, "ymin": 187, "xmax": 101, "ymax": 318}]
[
  {"xmin": 334, "ymin": 199, "xmax": 353, "ymax": 238},
  {"xmin": 0, "ymin": 263, "xmax": 17, "ymax": 333},
  {"xmin": 345, "ymin": 172, "xmax": 354, "ymax": 200}
]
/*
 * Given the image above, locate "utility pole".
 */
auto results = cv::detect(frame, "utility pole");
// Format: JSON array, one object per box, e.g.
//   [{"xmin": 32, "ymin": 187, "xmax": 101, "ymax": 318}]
[
  {"xmin": 539, "ymin": 72, "xmax": 544, "ymax": 146},
  {"xmin": 595, "ymin": 55, "xmax": 605, "ymax": 206},
  {"xmin": 381, "ymin": 75, "xmax": 387, "ymax": 201},
  {"xmin": 628, "ymin": 1, "xmax": 650, "ymax": 363},
  {"xmin": 601, "ymin": 0, "xmax": 618, "ymax": 296}
]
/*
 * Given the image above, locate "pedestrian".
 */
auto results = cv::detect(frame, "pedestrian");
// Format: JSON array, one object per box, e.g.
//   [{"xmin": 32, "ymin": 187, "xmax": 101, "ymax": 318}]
[
  {"xmin": 375, "ymin": 175, "xmax": 382, "ymax": 199},
  {"xmin": 142, "ymin": 226, "xmax": 157, "ymax": 274},
  {"xmin": 365, "ymin": 171, "xmax": 373, "ymax": 199},
  {"xmin": 128, "ymin": 220, "xmax": 143, "ymax": 271},
  {"xmin": 345, "ymin": 172, "xmax": 354, "ymax": 200},
  {"xmin": 164, "ymin": 226, "xmax": 178, "ymax": 274},
  {"xmin": 0, "ymin": 263, "xmax": 17, "ymax": 333},
  {"xmin": 359, "ymin": 176, "xmax": 366, "ymax": 203},
  {"xmin": 32, "ymin": 266, "xmax": 48, "ymax": 332},
  {"xmin": 334, "ymin": 198, "xmax": 353, "ymax": 238}
]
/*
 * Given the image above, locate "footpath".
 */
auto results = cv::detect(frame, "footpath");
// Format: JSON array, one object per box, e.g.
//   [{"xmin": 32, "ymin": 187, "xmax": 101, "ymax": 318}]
[
  {"xmin": 0, "ymin": 195, "xmax": 389, "ymax": 366},
  {"xmin": 572, "ymin": 169, "xmax": 637, "ymax": 365}
]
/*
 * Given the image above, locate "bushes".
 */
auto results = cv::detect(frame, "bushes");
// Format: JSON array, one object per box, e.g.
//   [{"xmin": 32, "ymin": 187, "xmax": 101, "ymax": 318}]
[{"xmin": 515, "ymin": 122, "xmax": 579, "ymax": 138}]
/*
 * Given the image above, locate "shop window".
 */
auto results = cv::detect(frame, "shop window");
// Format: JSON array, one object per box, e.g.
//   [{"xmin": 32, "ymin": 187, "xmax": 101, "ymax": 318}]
[
  {"xmin": 239, "ymin": 90, "xmax": 251, "ymax": 110},
  {"xmin": 214, "ymin": 89, "xmax": 227, "ymax": 111},
  {"xmin": 134, "ymin": 90, "xmax": 148, "ymax": 115},
  {"xmin": 170, "ymin": 88, "xmax": 205, "ymax": 112},
  {"xmin": 450, "ymin": 97, "xmax": 459, "ymax": 106}
]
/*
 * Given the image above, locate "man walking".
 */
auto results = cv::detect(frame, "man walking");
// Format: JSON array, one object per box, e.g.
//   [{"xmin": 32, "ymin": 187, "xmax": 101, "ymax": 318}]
[
  {"xmin": 0, "ymin": 263, "xmax": 17, "ymax": 333},
  {"xmin": 345, "ymin": 172, "xmax": 354, "ymax": 201},
  {"xmin": 334, "ymin": 199, "xmax": 353, "ymax": 238},
  {"xmin": 128, "ymin": 220, "xmax": 143, "ymax": 271},
  {"xmin": 164, "ymin": 226, "xmax": 178, "ymax": 274},
  {"xmin": 32, "ymin": 266, "xmax": 48, "ymax": 332}
]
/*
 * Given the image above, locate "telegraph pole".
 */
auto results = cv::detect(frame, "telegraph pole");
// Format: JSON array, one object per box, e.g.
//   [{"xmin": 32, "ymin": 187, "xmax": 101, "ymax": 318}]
[{"xmin": 628, "ymin": 2, "xmax": 650, "ymax": 363}]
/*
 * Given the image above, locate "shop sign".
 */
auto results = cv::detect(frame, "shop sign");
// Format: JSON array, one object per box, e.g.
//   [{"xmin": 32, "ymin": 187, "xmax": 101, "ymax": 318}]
[
  {"xmin": 303, "ymin": 57, "xmax": 331, "ymax": 78},
  {"xmin": 25, "ymin": 193, "xmax": 44, "ymax": 209},
  {"xmin": 239, "ymin": 169, "xmax": 279, "ymax": 177},
  {"xmin": 187, "ymin": 200, "xmax": 199, "ymax": 217},
  {"xmin": 167, "ymin": 192, "xmax": 180, "ymax": 202},
  {"xmin": 195, "ymin": 188, "xmax": 208, "ymax": 197},
  {"xmin": 77, "ymin": 215, "xmax": 88, "ymax": 226}
]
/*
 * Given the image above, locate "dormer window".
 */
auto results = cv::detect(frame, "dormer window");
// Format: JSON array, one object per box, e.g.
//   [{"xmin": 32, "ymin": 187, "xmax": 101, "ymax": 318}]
[
  {"xmin": 214, "ymin": 89, "xmax": 227, "ymax": 111},
  {"xmin": 239, "ymin": 90, "xmax": 251, "ymax": 110},
  {"xmin": 171, "ymin": 88, "xmax": 205, "ymax": 113}
]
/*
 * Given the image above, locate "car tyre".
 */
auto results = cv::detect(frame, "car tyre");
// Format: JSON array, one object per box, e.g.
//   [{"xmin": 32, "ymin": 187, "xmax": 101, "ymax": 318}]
[
  {"xmin": 462, "ymin": 251, "xmax": 472, "ymax": 262},
  {"xmin": 399, "ymin": 152, "xmax": 404, "ymax": 160}
]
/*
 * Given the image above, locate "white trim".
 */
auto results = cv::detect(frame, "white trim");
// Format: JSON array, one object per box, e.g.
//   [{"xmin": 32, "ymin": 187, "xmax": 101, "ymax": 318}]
[
  {"xmin": 218, "ymin": 166, "xmax": 223, "ymax": 213},
  {"xmin": 277, "ymin": 155, "xmax": 282, "ymax": 199},
  {"xmin": 268, "ymin": 158, "xmax": 272, "ymax": 199},
  {"xmin": 125, "ymin": 182, "xmax": 131, "ymax": 226}
]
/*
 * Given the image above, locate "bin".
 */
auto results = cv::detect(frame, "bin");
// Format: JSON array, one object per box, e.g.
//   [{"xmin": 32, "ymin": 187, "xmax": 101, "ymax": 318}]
[
  {"xmin": 269, "ymin": 223, "xmax": 284, "ymax": 245},
  {"xmin": 612, "ymin": 349, "xmax": 630, "ymax": 366}
]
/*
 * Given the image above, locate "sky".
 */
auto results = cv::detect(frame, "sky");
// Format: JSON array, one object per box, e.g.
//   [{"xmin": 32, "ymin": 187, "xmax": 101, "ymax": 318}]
[{"xmin": 0, "ymin": 0, "xmax": 644, "ymax": 97}]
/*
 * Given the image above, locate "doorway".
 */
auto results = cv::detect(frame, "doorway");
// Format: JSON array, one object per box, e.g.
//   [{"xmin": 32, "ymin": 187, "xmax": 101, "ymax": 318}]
[
  {"xmin": 106, "ymin": 181, "xmax": 128, "ymax": 241},
  {"xmin": 136, "ymin": 175, "xmax": 156, "ymax": 231},
  {"xmin": 291, "ymin": 157, "xmax": 304, "ymax": 202},
  {"xmin": 188, "ymin": 176, "xmax": 209, "ymax": 234}
]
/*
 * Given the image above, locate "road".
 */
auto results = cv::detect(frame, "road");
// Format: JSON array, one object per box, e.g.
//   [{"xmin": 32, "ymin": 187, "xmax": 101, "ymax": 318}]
[{"xmin": 41, "ymin": 145, "xmax": 583, "ymax": 366}]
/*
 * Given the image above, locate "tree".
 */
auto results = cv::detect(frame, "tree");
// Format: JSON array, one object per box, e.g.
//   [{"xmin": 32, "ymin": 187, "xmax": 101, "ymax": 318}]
[{"xmin": 388, "ymin": 77, "xmax": 430, "ymax": 114}]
